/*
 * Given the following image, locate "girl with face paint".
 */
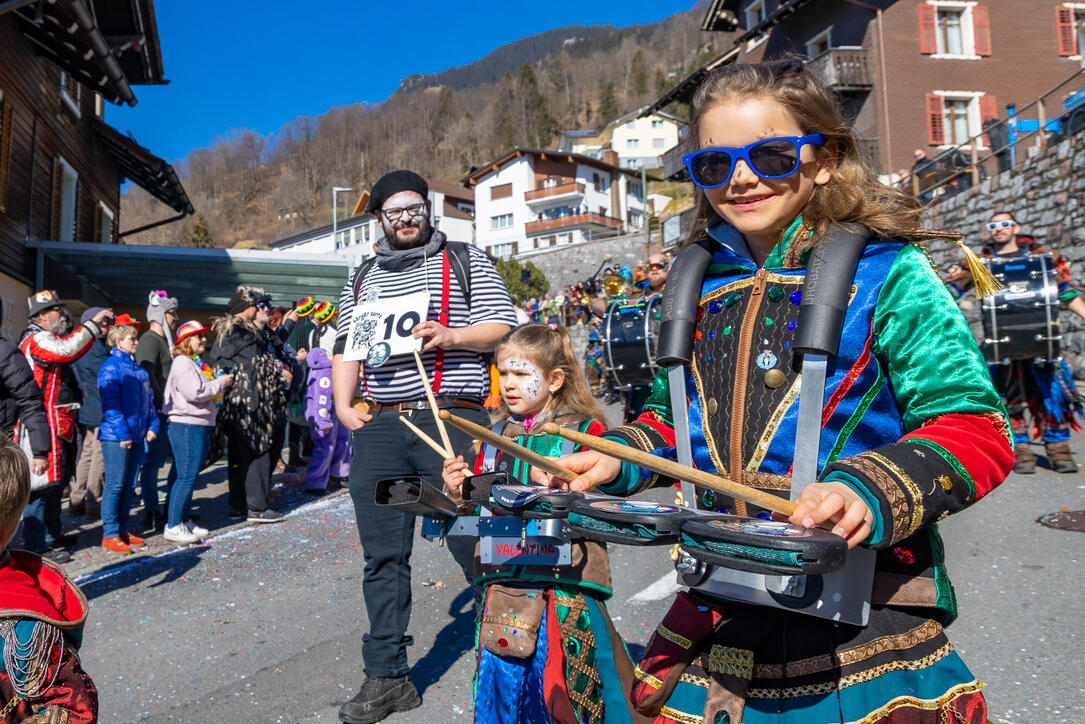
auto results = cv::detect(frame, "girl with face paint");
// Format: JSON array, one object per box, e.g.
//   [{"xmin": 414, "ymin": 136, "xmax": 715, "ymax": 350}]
[{"xmin": 438, "ymin": 324, "xmax": 642, "ymax": 724}]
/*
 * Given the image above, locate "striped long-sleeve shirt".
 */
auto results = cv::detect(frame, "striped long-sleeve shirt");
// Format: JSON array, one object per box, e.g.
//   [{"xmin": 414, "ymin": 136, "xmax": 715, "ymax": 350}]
[{"xmin": 335, "ymin": 242, "xmax": 516, "ymax": 402}]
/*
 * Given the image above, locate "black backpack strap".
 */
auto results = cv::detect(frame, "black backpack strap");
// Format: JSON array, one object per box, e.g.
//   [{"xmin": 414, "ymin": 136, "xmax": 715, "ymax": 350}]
[
  {"xmin": 445, "ymin": 241, "xmax": 473, "ymax": 306},
  {"xmin": 350, "ymin": 256, "xmax": 378, "ymax": 302}
]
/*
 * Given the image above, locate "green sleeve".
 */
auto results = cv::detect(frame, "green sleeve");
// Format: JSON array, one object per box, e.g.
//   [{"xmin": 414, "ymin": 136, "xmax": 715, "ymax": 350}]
[{"xmin": 872, "ymin": 244, "xmax": 1007, "ymax": 432}]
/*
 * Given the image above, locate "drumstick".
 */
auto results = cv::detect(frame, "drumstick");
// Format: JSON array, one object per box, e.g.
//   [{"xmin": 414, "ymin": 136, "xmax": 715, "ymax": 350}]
[
  {"xmin": 539, "ymin": 422, "xmax": 799, "ymax": 518},
  {"xmin": 439, "ymin": 411, "xmax": 579, "ymax": 483},
  {"xmin": 398, "ymin": 416, "xmax": 470, "ymax": 478},
  {"xmin": 413, "ymin": 349, "xmax": 453, "ymax": 457}
]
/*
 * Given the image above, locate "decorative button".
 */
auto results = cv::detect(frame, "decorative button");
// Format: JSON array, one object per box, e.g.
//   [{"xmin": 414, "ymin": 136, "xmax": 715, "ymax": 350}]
[
  {"xmin": 757, "ymin": 350, "xmax": 778, "ymax": 370},
  {"xmin": 696, "ymin": 305, "xmax": 705, "ymax": 322},
  {"xmin": 724, "ymin": 291, "xmax": 743, "ymax": 307},
  {"xmin": 723, "ymin": 325, "xmax": 732, "ymax": 336},
  {"xmin": 767, "ymin": 285, "xmax": 784, "ymax": 302},
  {"xmin": 790, "ymin": 291, "xmax": 802, "ymax": 305},
  {"xmin": 707, "ymin": 398, "xmax": 719, "ymax": 416},
  {"xmin": 765, "ymin": 369, "xmax": 787, "ymax": 388},
  {"xmin": 708, "ymin": 301, "xmax": 722, "ymax": 314},
  {"xmin": 787, "ymin": 320, "xmax": 797, "ymax": 330}
]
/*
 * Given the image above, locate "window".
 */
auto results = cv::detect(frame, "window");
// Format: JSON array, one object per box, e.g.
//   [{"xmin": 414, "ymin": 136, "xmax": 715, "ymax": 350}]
[
  {"xmin": 744, "ymin": 0, "xmax": 768, "ymax": 48},
  {"xmin": 491, "ymin": 213, "xmax": 514, "ymax": 229},
  {"xmin": 59, "ymin": 72, "xmax": 80, "ymax": 117},
  {"xmin": 625, "ymin": 120, "xmax": 635, "ymax": 129},
  {"xmin": 925, "ymin": 92, "xmax": 998, "ymax": 147},
  {"xmin": 593, "ymin": 173, "xmax": 604, "ymax": 192},
  {"xmin": 491, "ymin": 242, "xmax": 517, "ymax": 258},
  {"xmin": 652, "ymin": 137, "xmax": 666, "ymax": 149},
  {"xmin": 53, "ymin": 157, "xmax": 78, "ymax": 241},
  {"xmin": 626, "ymin": 138, "xmax": 639, "ymax": 150},
  {"xmin": 1056, "ymin": 5, "xmax": 1085, "ymax": 56},
  {"xmin": 631, "ymin": 182, "xmax": 644, "ymax": 201},
  {"xmin": 491, "ymin": 182, "xmax": 512, "ymax": 200},
  {"xmin": 918, "ymin": 3, "xmax": 991, "ymax": 57},
  {"xmin": 943, "ymin": 98, "xmax": 970, "ymax": 144},
  {"xmin": 0, "ymin": 90, "xmax": 12, "ymax": 214},
  {"xmin": 807, "ymin": 28, "xmax": 832, "ymax": 57},
  {"xmin": 96, "ymin": 202, "xmax": 114, "ymax": 243},
  {"xmin": 651, "ymin": 119, "xmax": 664, "ymax": 129}
]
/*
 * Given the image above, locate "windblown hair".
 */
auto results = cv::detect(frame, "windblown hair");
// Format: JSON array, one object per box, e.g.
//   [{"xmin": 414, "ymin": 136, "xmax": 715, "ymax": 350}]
[
  {"xmin": 0, "ymin": 438, "xmax": 31, "ymax": 550},
  {"xmin": 683, "ymin": 59, "xmax": 923, "ymax": 253},
  {"xmin": 495, "ymin": 324, "xmax": 607, "ymax": 426},
  {"xmin": 106, "ymin": 324, "xmax": 138, "ymax": 348},
  {"xmin": 172, "ymin": 335, "xmax": 200, "ymax": 358}
]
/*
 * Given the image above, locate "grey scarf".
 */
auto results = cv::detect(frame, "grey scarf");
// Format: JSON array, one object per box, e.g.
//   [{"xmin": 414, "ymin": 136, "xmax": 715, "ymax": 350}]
[{"xmin": 374, "ymin": 229, "xmax": 446, "ymax": 271}]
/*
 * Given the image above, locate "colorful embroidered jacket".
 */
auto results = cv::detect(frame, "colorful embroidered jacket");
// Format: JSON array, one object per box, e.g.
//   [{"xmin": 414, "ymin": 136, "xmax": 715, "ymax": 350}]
[
  {"xmin": 0, "ymin": 550, "xmax": 97, "ymax": 722},
  {"xmin": 600, "ymin": 220, "xmax": 1013, "ymax": 622},
  {"xmin": 471, "ymin": 414, "xmax": 614, "ymax": 598}
]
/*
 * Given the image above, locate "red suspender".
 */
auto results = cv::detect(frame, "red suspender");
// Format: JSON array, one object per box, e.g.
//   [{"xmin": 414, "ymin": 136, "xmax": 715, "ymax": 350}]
[{"xmin": 432, "ymin": 250, "xmax": 452, "ymax": 393}]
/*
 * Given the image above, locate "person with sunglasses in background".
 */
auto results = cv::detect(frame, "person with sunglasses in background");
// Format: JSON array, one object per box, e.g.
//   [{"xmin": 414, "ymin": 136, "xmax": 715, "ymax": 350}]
[{"xmin": 948, "ymin": 211, "xmax": 1085, "ymax": 474}]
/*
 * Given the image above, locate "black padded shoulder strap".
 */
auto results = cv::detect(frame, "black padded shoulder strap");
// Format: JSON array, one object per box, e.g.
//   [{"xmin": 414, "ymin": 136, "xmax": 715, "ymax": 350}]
[{"xmin": 350, "ymin": 241, "xmax": 473, "ymax": 304}]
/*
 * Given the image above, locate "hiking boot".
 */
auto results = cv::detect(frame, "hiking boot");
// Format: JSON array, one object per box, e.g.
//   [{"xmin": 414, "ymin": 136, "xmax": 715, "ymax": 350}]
[
  {"xmin": 41, "ymin": 549, "xmax": 72, "ymax": 564},
  {"xmin": 1013, "ymin": 443, "xmax": 1036, "ymax": 474},
  {"xmin": 101, "ymin": 537, "xmax": 131, "ymax": 555},
  {"xmin": 247, "ymin": 508, "xmax": 284, "ymax": 524},
  {"xmin": 339, "ymin": 675, "xmax": 421, "ymax": 724},
  {"xmin": 1045, "ymin": 441, "xmax": 1078, "ymax": 474}
]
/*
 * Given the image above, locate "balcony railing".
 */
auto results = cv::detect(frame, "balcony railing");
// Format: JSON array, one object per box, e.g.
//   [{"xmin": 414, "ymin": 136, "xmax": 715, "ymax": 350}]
[
  {"xmin": 525, "ymin": 212, "xmax": 624, "ymax": 235},
  {"xmin": 809, "ymin": 48, "xmax": 872, "ymax": 92},
  {"xmin": 524, "ymin": 181, "xmax": 585, "ymax": 202}
]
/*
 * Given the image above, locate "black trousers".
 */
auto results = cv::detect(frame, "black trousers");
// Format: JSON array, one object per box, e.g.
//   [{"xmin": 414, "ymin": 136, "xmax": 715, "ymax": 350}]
[
  {"xmin": 346, "ymin": 405, "xmax": 487, "ymax": 678},
  {"xmin": 226, "ymin": 432, "xmax": 272, "ymax": 513}
]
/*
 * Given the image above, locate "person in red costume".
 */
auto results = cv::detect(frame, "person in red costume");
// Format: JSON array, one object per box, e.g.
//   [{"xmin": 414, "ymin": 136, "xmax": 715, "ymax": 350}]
[{"xmin": 0, "ymin": 439, "xmax": 98, "ymax": 722}]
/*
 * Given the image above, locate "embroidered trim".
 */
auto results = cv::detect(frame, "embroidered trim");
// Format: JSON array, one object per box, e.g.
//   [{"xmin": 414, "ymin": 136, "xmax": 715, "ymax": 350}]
[
  {"xmin": 708, "ymin": 645, "xmax": 755, "ymax": 680},
  {"xmin": 845, "ymin": 679, "xmax": 985, "ymax": 724},
  {"xmin": 825, "ymin": 359, "xmax": 884, "ymax": 465},
  {"xmin": 746, "ymin": 375, "xmax": 802, "ymax": 471},
  {"xmin": 844, "ymin": 454, "xmax": 911, "ymax": 538},
  {"xmin": 866, "ymin": 451, "xmax": 924, "ymax": 537},
  {"xmin": 659, "ymin": 705, "xmax": 705, "ymax": 724},
  {"xmin": 633, "ymin": 665, "xmax": 663, "ymax": 689},
  {"xmin": 903, "ymin": 437, "xmax": 976, "ymax": 505},
  {"xmin": 747, "ymin": 642, "xmax": 955, "ymax": 699},
  {"xmin": 655, "ymin": 623, "xmax": 692, "ymax": 649},
  {"xmin": 754, "ymin": 619, "xmax": 944, "ymax": 679}
]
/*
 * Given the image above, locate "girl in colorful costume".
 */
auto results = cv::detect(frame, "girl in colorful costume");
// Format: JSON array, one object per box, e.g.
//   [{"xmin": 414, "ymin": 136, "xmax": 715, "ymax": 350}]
[
  {"xmin": 534, "ymin": 61, "xmax": 1013, "ymax": 724},
  {"xmin": 442, "ymin": 323, "xmax": 646, "ymax": 724}
]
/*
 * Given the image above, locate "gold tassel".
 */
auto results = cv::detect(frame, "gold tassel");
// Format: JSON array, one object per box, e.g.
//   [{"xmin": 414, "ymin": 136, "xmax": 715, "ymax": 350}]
[{"xmin": 955, "ymin": 239, "xmax": 1003, "ymax": 299}]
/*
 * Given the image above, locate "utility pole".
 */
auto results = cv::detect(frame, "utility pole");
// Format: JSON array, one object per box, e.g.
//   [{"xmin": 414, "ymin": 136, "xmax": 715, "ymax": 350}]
[{"xmin": 641, "ymin": 165, "xmax": 650, "ymax": 255}]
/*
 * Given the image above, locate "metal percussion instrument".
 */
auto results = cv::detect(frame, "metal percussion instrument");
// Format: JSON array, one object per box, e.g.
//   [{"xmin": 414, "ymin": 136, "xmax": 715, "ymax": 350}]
[
  {"xmin": 679, "ymin": 514, "xmax": 848, "ymax": 577},
  {"xmin": 981, "ymin": 253, "xmax": 1062, "ymax": 363},
  {"xmin": 603, "ymin": 295, "xmax": 662, "ymax": 388},
  {"xmin": 568, "ymin": 497, "xmax": 687, "ymax": 546}
]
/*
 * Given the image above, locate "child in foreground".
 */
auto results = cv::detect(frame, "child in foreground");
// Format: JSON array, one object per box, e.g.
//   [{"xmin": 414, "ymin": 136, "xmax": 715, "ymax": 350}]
[
  {"xmin": 0, "ymin": 440, "xmax": 98, "ymax": 722},
  {"xmin": 535, "ymin": 60, "xmax": 1012, "ymax": 724},
  {"xmin": 442, "ymin": 323, "xmax": 646, "ymax": 724}
]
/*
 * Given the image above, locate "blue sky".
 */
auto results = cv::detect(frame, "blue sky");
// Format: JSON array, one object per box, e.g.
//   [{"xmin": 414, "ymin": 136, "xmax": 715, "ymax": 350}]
[{"xmin": 109, "ymin": 1, "xmax": 696, "ymax": 163}]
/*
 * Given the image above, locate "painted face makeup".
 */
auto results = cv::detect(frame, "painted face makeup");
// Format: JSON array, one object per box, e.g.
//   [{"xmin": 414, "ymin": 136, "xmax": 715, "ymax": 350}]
[{"xmin": 504, "ymin": 357, "xmax": 544, "ymax": 401}]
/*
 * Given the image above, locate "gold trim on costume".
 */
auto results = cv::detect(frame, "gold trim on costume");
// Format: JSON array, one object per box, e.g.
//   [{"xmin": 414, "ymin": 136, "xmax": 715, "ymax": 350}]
[
  {"xmin": 659, "ymin": 705, "xmax": 704, "ymax": 724},
  {"xmin": 845, "ymin": 454, "xmax": 911, "ymax": 539},
  {"xmin": 845, "ymin": 679, "xmax": 984, "ymax": 724},
  {"xmin": 633, "ymin": 665, "xmax": 663, "ymax": 688},
  {"xmin": 746, "ymin": 375, "xmax": 802, "ymax": 470},
  {"xmin": 655, "ymin": 623, "xmax": 692, "ymax": 649},
  {"xmin": 708, "ymin": 645, "xmax": 755, "ymax": 680},
  {"xmin": 865, "ymin": 450, "xmax": 924, "ymax": 537}
]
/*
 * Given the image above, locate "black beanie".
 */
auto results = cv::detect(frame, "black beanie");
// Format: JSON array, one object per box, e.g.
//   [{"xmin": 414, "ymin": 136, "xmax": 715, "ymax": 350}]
[
  {"xmin": 366, "ymin": 170, "xmax": 428, "ymax": 213},
  {"xmin": 226, "ymin": 289, "xmax": 252, "ymax": 316}
]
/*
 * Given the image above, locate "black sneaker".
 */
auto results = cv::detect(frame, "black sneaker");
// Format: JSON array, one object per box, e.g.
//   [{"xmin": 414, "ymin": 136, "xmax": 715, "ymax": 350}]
[
  {"xmin": 50, "ymin": 533, "xmax": 80, "ymax": 549},
  {"xmin": 41, "ymin": 549, "xmax": 72, "ymax": 564},
  {"xmin": 247, "ymin": 509, "xmax": 284, "ymax": 524},
  {"xmin": 339, "ymin": 675, "xmax": 420, "ymax": 724},
  {"xmin": 228, "ymin": 508, "xmax": 246, "ymax": 520}
]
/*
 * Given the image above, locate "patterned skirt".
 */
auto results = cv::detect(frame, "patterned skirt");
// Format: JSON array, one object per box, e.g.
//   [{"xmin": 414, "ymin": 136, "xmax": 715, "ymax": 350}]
[{"xmin": 632, "ymin": 591, "xmax": 986, "ymax": 724}]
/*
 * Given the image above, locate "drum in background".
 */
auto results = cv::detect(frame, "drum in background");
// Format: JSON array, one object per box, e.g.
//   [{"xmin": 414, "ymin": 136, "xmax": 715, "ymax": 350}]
[
  {"xmin": 603, "ymin": 294, "xmax": 661, "ymax": 388},
  {"xmin": 981, "ymin": 254, "xmax": 1061, "ymax": 364}
]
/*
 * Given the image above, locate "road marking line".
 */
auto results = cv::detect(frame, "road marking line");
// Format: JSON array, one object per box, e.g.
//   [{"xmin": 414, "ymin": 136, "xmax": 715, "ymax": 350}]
[{"xmin": 628, "ymin": 571, "xmax": 682, "ymax": 603}]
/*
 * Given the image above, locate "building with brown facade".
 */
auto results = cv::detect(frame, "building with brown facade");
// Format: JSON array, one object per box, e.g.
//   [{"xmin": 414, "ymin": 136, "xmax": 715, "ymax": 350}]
[{"xmin": 656, "ymin": 0, "xmax": 1084, "ymax": 178}]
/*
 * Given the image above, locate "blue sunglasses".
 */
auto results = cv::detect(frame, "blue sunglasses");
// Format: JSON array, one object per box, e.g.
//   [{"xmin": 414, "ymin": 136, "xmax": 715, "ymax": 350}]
[{"xmin": 683, "ymin": 134, "xmax": 825, "ymax": 188}]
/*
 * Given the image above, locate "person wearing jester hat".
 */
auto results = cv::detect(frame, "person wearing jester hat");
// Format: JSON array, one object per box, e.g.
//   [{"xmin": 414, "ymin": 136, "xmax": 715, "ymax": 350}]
[{"xmin": 136, "ymin": 290, "xmax": 180, "ymax": 533}]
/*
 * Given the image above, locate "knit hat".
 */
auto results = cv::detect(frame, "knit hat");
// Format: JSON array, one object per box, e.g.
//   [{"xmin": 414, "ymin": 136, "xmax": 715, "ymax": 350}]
[
  {"xmin": 81, "ymin": 306, "xmax": 108, "ymax": 325},
  {"xmin": 366, "ymin": 170, "xmax": 428, "ymax": 213},
  {"xmin": 226, "ymin": 285, "xmax": 261, "ymax": 316},
  {"xmin": 174, "ymin": 320, "xmax": 210, "ymax": 347},
  {"xmin": 146, "ymin": 290, "xmax": 179, "ymax": 345},
  {"xmin": 314, "ymin": 302, "xmax": 336, "ymax": 324},
  {"xmin": 114, "ymin": 313, "xmax": 141, "ymax": 330},
  {"xmin": 296, "ymin": 296, "xmax": 316, "ymax": 317},
  {"xmin": 27, "ymin": 290, "xmax": 64, "ymax": 318}
]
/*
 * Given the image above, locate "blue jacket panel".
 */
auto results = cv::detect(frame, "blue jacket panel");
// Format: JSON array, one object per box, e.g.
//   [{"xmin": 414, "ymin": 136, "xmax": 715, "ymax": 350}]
[
  {"xmin": 97, "ymin": 348, "xmax": 159, "ymax": 442},
  {"xmin": 73, "ymin": 339, "xmax": 109, "ymax": 425}
]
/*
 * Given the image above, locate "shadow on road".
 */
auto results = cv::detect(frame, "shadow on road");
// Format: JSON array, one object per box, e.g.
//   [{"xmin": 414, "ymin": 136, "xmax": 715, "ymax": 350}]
[
  {"xmin": 412, "ymin": 588, "xmax": 477, "ymax": 696},
  {"xmin": 79, "ymin": 544, "xmax": 211, "ymax": 600}
]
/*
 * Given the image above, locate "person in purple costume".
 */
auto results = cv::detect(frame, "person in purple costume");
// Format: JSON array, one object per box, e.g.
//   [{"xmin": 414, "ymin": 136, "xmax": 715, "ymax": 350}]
[{"xmin": 303, "ymin": 347, "xmax": 350, "ymax": 495}]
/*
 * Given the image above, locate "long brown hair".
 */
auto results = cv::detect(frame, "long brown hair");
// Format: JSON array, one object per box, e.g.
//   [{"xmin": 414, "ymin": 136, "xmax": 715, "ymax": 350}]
[
  {"xmin": 684, "ymin": 60, "xmax": 922, "ymax": 255},
  {"xmin": 494, "ymin": 324, "xmax": 606, "ymax": 426}
]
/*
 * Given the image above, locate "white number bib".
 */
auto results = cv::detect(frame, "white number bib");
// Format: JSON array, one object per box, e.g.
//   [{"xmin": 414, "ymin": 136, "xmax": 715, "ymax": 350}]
[{"xmin": 343, "ymin": 290, "xmax": 429, "ymax": 364}]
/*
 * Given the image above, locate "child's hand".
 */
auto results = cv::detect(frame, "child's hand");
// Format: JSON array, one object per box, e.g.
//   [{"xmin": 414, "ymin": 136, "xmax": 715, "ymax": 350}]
[
  {"xmin": 784, "ymin": 481, "xmax": 873, "ymax": 548},
  {"xmin": 443, "ymin": 455, "xmax": 469, "ymax": 494}
]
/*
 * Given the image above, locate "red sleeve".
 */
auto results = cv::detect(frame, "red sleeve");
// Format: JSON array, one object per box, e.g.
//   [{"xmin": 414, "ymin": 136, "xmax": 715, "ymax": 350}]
[
  {"xmin": 900, "ymin": 411, "xmax": 1013, "ymax": 504},
  {"xmin": 22, "ymin": 326, "xmax": 96, "ymax": 366}
]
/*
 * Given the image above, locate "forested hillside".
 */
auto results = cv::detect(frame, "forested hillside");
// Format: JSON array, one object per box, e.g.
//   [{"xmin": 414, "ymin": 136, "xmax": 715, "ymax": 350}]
[{"xmin": 121, "ymin": 9, "xmax": 726, "ymax": 247}]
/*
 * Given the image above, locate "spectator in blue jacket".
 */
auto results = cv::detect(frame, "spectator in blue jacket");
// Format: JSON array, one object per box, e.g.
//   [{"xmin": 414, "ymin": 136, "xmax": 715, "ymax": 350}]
[
  {"xmin": 71, "ymin": 306, "xmax": 111, "ymax": 519},
  {"xmin": 98, "ymin": 324, "xmax": 158, "ymax": 555}
]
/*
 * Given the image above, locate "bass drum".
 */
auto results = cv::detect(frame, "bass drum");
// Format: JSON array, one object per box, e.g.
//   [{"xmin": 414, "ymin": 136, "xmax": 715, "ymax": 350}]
[
  {"xmin": 981, "ymin": 253, "xmax": 1061, "ymax": 363},
  {"xmin": 604, "ymin": 295, "xmax": 661, "ymax": 388}
]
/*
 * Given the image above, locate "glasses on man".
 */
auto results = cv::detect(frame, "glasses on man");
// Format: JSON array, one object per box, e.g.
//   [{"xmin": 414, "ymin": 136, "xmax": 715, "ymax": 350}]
[
  {"xmin": 381, "ymin": 203, "xmax": 427, "ymax": 222},
  {"xmin": 683, "ymin": 134, "xmax": 825, "ymax": 189},
  {"xmin": 647, "ymin": 263, "xmax": 666, "ymax": 271},
  {"xmin": 986, "ymin": 220, "xmax": 1015, "ymax": 230}
]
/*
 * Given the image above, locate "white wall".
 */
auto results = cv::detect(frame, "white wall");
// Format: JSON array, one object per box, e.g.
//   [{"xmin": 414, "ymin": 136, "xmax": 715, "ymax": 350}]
[
  {"xmin": 474, "ymin": 157, "xmax": 533, "ymax": 257},
  {"xmin": 610, "ymin": 114, "xmax": 681, "ymax": 169}
]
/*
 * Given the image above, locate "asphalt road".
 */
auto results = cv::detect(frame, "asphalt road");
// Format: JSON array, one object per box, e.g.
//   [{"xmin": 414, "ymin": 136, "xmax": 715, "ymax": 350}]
[{"xmin": 78, "ymin": 443, "xmax": 1085, "ymax": 724}]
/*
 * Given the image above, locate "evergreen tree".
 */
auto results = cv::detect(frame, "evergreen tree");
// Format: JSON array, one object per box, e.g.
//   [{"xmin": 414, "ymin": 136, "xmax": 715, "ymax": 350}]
[
  {"xmin": 495, "ymin": 257, "xmax": 549, "ymax": 305},
  {"xmin": 598, "ymin": 82, "xmax": 618, "ymax": 124},
  {"xmin": 188, "ymin": 214, "xmax": 215, "ymax": 248},
  {"xmin": 654, "ymin": 67, "xmax": 669, "ymax": 96},
  {"xmin": 518, "ymin": 63, "xmax": 556, "ymax": 147},
  {"xmin": 630, "ymin": 50, "xmax": 648, "ymax": 97}
]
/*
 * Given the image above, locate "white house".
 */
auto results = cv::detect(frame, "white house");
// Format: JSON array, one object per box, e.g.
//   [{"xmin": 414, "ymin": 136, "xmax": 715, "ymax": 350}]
[
  {"xmin": 557, "ymin": 106, "xmax": 686, "ymax": 170},
  {"xmin": 463, "ymin": 148, "xmax": 650, "ymax": 259},
  {"xmin": 268, "ymin": 180, "xmax": 475, "ymax": 260}
]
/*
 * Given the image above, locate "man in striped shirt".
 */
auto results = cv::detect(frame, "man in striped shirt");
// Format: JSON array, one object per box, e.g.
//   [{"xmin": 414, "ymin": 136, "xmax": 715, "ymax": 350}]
[{"xmin": 332, "ymin": 170, "xmax": 515, "ymax": 724}]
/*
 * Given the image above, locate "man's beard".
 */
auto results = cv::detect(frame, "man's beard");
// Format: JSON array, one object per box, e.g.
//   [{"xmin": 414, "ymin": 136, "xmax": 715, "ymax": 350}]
[
  {"xmin": 382, "ymin": 217, "xmax": 432, "ymax": 250},
  {"xmin": 47, "ymin": 316, "xmax": 72, "ymax": 336}
]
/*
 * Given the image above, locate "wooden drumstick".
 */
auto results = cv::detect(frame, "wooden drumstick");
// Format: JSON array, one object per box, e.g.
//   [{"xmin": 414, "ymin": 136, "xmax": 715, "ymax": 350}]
[
  {"xmin": 398, "ymin": 416, "xmax": 470, "ymax": 478},
  {"xmin": 413, "ymin": 349, "xmax": 453, "ymax": 456},
  {"xmin": 438, "ymin": 411, "xmax": 579, "ymax": 483},
  {"xmin": 539, "ymin": 422, "xmax": 799, "ymax": 518}
]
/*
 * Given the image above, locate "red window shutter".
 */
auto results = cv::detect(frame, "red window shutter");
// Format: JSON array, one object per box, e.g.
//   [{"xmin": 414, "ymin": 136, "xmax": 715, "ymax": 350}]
[
  {"xmin": 918, "ymin": 4, "xmax": 938, "ymax": 54},
  {"xmin": 979, "ymin": 95, "xmax": 998, "ymax": 146},
  {"xmin": 926, "ymin": 94, "xmax": 946, "ymax": 145},
  {"xmin": 1056, "ymin": 7, "xmax": 1077, "ymax": 56},
  {"xmin": 972, "ymin": 5, "xmax": 992, "ymax": 56}
]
